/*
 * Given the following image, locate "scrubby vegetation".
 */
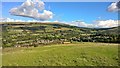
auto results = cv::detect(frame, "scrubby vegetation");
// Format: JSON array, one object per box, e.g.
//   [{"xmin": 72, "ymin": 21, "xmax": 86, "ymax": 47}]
[{"xmin": 1, "ymin": 22, "xmax": 119, "ymax": 47}]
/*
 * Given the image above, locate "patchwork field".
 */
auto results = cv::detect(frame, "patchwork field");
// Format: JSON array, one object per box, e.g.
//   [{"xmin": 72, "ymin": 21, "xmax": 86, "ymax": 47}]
[{"xmin": 2, "ymin": 42, "xmax": 118, "ymax": 66}]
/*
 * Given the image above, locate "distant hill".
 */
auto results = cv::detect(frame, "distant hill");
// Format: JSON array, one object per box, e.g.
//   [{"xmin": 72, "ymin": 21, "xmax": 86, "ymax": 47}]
[
  {"xmin": 2, "ymin": 22, "xmax": 119, "ymax": 47},
  {"xmin": 94, "ymin": 26, "xmax": 119, "ymax": 35}
]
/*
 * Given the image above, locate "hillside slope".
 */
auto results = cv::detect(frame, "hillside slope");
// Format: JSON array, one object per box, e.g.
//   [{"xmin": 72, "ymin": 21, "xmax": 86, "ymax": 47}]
[{"xmin": 1, "ymin": 22, "xmax": 119, "ymax": 47}]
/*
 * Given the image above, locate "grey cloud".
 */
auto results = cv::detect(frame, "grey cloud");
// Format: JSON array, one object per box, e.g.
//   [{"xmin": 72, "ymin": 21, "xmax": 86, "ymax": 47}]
[
  {"xmin": 117, "ymin": 1, "xmax": 120, "ymax": 9},
  {"xmin": 108, "ymin": 1, "xmax": 120, "ymax": 12}
]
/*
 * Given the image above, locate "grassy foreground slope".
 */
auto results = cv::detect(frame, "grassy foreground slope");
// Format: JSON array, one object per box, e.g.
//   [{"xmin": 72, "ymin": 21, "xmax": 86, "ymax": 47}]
[{"xmin": 3, "ymin": 42, "xmax": 118, "ymax": 66}]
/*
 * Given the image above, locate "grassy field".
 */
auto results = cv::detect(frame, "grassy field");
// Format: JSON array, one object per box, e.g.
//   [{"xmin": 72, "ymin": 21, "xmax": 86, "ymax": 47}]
[{"xmin": 2, "ymin": 42, "xmax": 118, "ymax": 66}]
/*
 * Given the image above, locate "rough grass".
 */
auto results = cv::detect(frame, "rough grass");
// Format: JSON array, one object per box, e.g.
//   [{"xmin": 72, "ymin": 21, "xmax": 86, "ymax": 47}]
[
  {"xmin": 0, "ymin": 48, "xmax": 2, "ymax": 67},
  {"xmin": 2, "ymin": 42, "xmax": 118, "ymax": 66}
]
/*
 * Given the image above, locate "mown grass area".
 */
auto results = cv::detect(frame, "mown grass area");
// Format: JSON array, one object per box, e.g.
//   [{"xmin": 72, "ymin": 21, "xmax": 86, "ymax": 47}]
[{"xmin": 2, "ymin": 42, "xmax": 118, "ymax": 66}]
